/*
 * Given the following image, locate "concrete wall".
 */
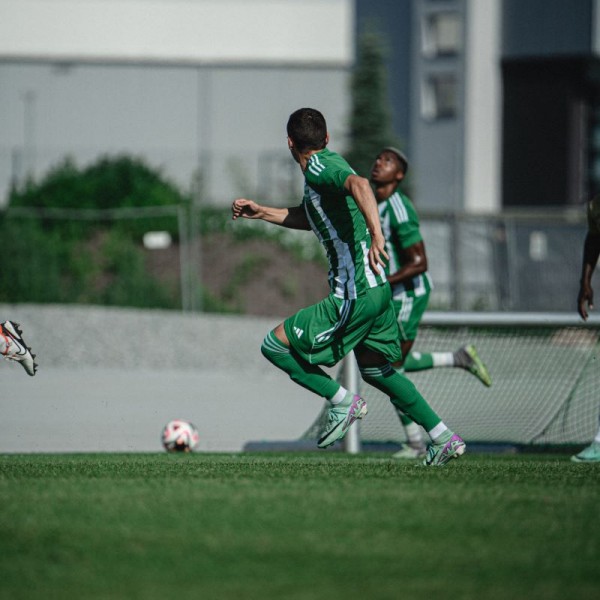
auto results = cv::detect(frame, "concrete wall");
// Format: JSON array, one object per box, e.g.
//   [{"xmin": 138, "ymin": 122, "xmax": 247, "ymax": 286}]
[
  {"xmin": 0, "ymin": 304, "xmax": 325, "ymax": 453},
  {"xmin": 0, "ymin": 0, "xmax": 354, "ymax": 66},
  {"xmin": 0, "ymin": 0, "xmax": 354, "ymax": 205}
]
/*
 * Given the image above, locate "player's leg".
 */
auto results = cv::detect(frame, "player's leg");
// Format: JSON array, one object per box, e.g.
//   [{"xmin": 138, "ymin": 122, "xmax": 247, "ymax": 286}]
[
  {"xmin": 356, "ymin": 296, "xmax": 466, "ymax": 465},
  {"xmin": 391, "ymin": 294, "xmax": 428, "ymax": 457},
  {"xmin": 0, "ymin": 321, "xmax": 37, "ymax": 376},
  {"xmin": 395, "ymin": 290, "xmax": 492, "ymax": 386},
  {"xmin": 405, "ymin": 346, "xmax": 492, "ymax": 386},
  {"xmin": 392, "ymin": 344, "xmax": 427, "ymax": 458},
  {"xmin": 261, "ymin": 327, "xmax": 340, "ymax": 400},
  {"xmin": 393, "ymin": 401, "xmax": 427, "ymax": 458},
  {"xmin": 358, "ymin": 356, "xmax": 466, "ymax": 465},
  {"xmin": 261, "ymin": 297, "xmax": 367, "ymax": 449}
]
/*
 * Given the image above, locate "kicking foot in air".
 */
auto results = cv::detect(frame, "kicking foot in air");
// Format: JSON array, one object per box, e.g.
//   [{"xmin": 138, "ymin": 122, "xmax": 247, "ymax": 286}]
[
  {"xmin": 454, "ymin": 345, "xmax": 491, "ymax": 387},
  {"xmin": 0, "ymin": 321, "xmax": 38, "ymax": 376}
]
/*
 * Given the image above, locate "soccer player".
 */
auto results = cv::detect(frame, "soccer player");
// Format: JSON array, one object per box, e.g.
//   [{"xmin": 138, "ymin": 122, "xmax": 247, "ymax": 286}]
[
  {"xmin": 573, "ymin": 194, "xmax": 600, "ymax": 462},
  {"xmin": 0, "ymin": 320, "xmax": 37, "ymax": 376},
  {"xmin": 370, "ymin": 147, "xmax": 491, "ymax": 458},
  {"xmin": 231, "ymin": 107, "xmax": 465, "ymax": 466}
]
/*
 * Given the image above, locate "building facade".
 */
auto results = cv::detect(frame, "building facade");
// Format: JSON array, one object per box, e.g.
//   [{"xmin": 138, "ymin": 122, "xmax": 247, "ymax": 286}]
[
  {"xmin": 0, "ymin": 0, "xmax": 354, "ymax": 206},
  {"xmin": 358, "ymin": 0, "xmax": 600, "ymax": 211}
]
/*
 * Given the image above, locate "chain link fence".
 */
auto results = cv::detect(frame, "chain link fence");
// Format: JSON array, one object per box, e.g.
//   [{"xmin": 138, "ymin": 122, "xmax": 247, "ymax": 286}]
[{"xmin": 0, "ymin": 205, "xmax": 588, "ymax": 314}]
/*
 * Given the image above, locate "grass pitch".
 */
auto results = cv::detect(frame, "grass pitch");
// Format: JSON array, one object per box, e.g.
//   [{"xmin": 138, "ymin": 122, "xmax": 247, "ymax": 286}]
[{"xmin": 0, "ymin": 452, "xmax": 598, "ymax": 600}]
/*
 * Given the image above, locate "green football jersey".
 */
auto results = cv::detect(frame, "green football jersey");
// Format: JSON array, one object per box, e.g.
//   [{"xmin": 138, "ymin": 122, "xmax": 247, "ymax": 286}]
[
  {"xmin": 302, "ymin": 148, "xmax": 386, "ymax": 299},
  {"xmin": 378, "ymin": 189, "xmax": 432, "ymax": 297}
]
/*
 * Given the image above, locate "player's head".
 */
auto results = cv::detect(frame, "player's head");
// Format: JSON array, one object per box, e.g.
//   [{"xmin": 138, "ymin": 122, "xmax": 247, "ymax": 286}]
[
  {"xmin": 370, "ymin": 147, "xmax": 409, "ymax": 186},
  {"xmin": 287, "ymin": 108, "xmax": 328, "ymax": 157}
]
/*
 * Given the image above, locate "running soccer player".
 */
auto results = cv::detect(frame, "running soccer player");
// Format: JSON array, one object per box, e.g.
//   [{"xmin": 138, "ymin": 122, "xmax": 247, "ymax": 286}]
[
  {"xmin": 231, "ymin": 107, "xmax": 465, "ymax": 466},
  {"xmin": 0, "ymin": 320, "xmax": 37, "ymax": 376},
  {"xmin": 370, "ymin": 147, "xmax": 491, "ymax": 458},
  {"xmin": 573, "ymin": 194, "xmax": 600, "ymax": 462}
]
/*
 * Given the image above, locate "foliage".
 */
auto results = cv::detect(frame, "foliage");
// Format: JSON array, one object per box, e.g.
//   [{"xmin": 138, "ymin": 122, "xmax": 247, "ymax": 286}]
[
  {"xmin": 0, "ymin": 216, "xmax": 70, "ymax": 303},
  {"xmin": 346, "ymin": 25, "xmax": 401, "ymax": 179},
  {"xmin": 8, "ymin": 155, "xmax": 188, "ymax": 239},
  {"xmin": 10, "ymin": 154, "xmax": 187, "ymax": 211},
  {"xmin": 1, "ymin": 155, "xmax": 329, "ymax": 312},
  {"xmin": 94, "ymin": 230, "xmax": 176, "ymax": 308},
  {"xmin": 0, "ymin": 155, "xmax": 188, "ymax": 309}
]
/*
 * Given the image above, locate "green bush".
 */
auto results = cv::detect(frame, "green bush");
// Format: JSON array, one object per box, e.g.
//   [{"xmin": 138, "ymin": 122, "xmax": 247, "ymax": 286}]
[
  {"xmin": 1, "ymin": 155, "xmax": 185, "ymax": 309},
  {"xmin": 97, "ymin": 230, "xmax": 176, "ymax": 309},
  {"xmin": 9, "ymin": 155, "xmax": 189, "ymax": 240},
  {"xmin": 0, "ymin": 216, "xmax": 92, "ymax": 303}
]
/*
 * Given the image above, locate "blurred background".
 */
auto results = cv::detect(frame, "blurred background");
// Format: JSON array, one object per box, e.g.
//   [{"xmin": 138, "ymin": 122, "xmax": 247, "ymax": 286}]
[
  {"xmin": 1, "ymin": 0, "xmax": 598, "ymax": 313},
  {"xmin": 1, "ymin": 0, "xmax": 599, "ymax": 451}
]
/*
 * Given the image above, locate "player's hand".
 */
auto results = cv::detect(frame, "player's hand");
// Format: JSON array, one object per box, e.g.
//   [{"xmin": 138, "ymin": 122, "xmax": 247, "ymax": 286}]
[
  {"xmin": 368, "ymin": 230, "xmax": 389, "ymax": 275},
  {"xmin": 231, "ymin": 198, "xmax": 262, "ymax": 220},
  {"xmin": 577, "ymin": 284, "xmax": 594, "ymax": 321}
]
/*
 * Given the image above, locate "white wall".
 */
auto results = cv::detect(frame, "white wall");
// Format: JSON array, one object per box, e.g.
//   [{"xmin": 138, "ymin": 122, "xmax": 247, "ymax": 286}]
[
  {"xmin": 0, "ymin": 304, "xmax": 325, "ymax": 452},
  {"xmin": 0, "ymin": 0, "xmax": 354, "ymax": 66},
  {"xmin": 0, "ymin": 0, "xmax": 354, "ymax": 205}
]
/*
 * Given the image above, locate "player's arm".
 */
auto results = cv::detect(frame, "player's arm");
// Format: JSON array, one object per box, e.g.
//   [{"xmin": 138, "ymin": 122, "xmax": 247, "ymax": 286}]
[
  {"xmin": 577, "ymin": 232, "xmax": 600, "ymax": 320},
  {"xmin": 343, "ymin": 174, "xmax": 388, "ymax": 274},
  {"xmin": 387, "ymin": 241, "xmax": 428, "ymax": 286},
  {"xmin": 231, "ymin": 198, "xmax": 311, "ymax": 230}
]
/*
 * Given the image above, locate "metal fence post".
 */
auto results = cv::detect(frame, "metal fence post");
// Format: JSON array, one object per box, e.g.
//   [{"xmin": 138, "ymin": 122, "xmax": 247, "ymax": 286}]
[{"xmin": 342, "ymin": 354, "xmax": 361, "ymax": 454}]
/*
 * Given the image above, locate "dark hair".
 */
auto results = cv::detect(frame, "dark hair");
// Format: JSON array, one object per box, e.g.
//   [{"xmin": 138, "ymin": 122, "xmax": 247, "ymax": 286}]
[
  {"xmin": 381, "ymin": 146, "xmax": 409, "ymax": 175},
  {"xmin": 287, "ymin": 108, "xmax": 328, "ymax": 152}
]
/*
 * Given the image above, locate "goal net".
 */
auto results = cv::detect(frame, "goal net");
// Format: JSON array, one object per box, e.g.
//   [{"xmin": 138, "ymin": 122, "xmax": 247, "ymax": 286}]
[{"xmin": 300, "ymin": 313, "xmax": 600, "ymax": 447}]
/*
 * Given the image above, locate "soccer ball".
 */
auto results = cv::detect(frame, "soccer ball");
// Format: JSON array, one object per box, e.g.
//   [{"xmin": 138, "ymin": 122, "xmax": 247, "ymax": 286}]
[{"xmin": 161, "ymin": 419, "xmax": 200, "ymax": 452}]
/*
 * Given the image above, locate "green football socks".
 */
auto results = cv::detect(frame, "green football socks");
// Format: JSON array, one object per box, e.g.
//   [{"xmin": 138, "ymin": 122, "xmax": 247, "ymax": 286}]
[
  {"xmin": 261, "ymin": 331, "xmax": 340, "ymax": 400},
  {"xmin": 403, "ymin": 352, "xmax": 435, "ymax": 371},
  {"xmin": 359, "ymin": 363, "xmax": 442, "ymax": 432}
]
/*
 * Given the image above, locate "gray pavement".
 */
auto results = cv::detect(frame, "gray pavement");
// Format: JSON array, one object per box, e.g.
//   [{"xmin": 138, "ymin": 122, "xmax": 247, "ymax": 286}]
[{"xmin": 0, "ymin": 304, "xmax": 324, "ymax": 452}]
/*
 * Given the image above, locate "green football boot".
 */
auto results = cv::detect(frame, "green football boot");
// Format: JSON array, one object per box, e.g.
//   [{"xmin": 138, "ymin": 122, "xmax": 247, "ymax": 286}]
[
  {"xmin": 317, "ymin": 393, "xmax": 367, "ymax": 449},
  {"xmin": 423, "ymin": 433, "xmax": 466, "ymax": 466},
  {"xmin": 571, "ymin": 441, "xmax": 600, "ymax": 463},
  {"xmin": 455, "ymin": 344, "xmax": 492, "ymax": 387}
]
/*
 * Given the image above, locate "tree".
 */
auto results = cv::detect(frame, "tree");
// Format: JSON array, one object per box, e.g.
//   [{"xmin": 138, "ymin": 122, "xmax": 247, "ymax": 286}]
[{"xmin": 346, "ymin": 25, "xmax": 400, "ymax": 179}]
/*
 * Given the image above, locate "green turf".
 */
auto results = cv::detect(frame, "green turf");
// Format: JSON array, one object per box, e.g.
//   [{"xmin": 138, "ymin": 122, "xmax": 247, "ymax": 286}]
[{"xmin": 0, "ymin": 453, "xmax": 598, "ymax": 600}]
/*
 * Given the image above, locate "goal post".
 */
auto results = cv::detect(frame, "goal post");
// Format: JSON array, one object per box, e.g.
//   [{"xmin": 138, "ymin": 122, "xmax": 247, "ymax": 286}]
[{"xmin": 302, "ymin": 312, "xmax": 600, "ymax": 450}]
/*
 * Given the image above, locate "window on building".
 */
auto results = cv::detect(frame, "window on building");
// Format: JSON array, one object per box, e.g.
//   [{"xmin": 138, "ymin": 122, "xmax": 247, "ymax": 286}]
[
  {"xmin": 422, "ymin": 11, "xmax": 462, "ymax": 58},
  {"xmin": 422, "ymin": 73, "xmax": 458, "ymax": 119}
]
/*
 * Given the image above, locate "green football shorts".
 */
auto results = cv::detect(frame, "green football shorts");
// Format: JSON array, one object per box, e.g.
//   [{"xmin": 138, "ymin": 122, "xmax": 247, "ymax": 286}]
[
  {"xmin": 392, "ymin": 287, "xmax": 430, "ymax": 342},
  {"xmin": 283, "ymin": 283, "xmax": 402, "ymax": 367}
]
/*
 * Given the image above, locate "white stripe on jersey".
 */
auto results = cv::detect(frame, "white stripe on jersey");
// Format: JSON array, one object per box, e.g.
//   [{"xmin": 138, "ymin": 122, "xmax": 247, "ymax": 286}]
[
  {"xmin": 413, "ymin": 275, "xmax": 426, "ymax": 297},
  {"xmin": 399, "ymin": 294, "xmax": 413, "ymax": 322},
  {"xmin": 308, "ymin": 154, "xmax": 326, "ymax": 177},
  {"xmin": 306, "ymin": 186, "xmax": 357, "ymax": 299},
  {"xmin": 379, "ymin": 210, "xmax": 400, "ymax": 275},
  {"xmin": 389, "ymin": 192, "xmax": 409, "ymax": 223},
  {"xmin": 361, "ymin": 240, "xmax": 379, "ymax": 288}
]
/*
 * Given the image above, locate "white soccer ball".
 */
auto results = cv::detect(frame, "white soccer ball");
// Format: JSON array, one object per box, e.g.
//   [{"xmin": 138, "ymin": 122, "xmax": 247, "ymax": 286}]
[{"xmin": 161, "ymin": 419, "xmax": 200, "ymax": 452}]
